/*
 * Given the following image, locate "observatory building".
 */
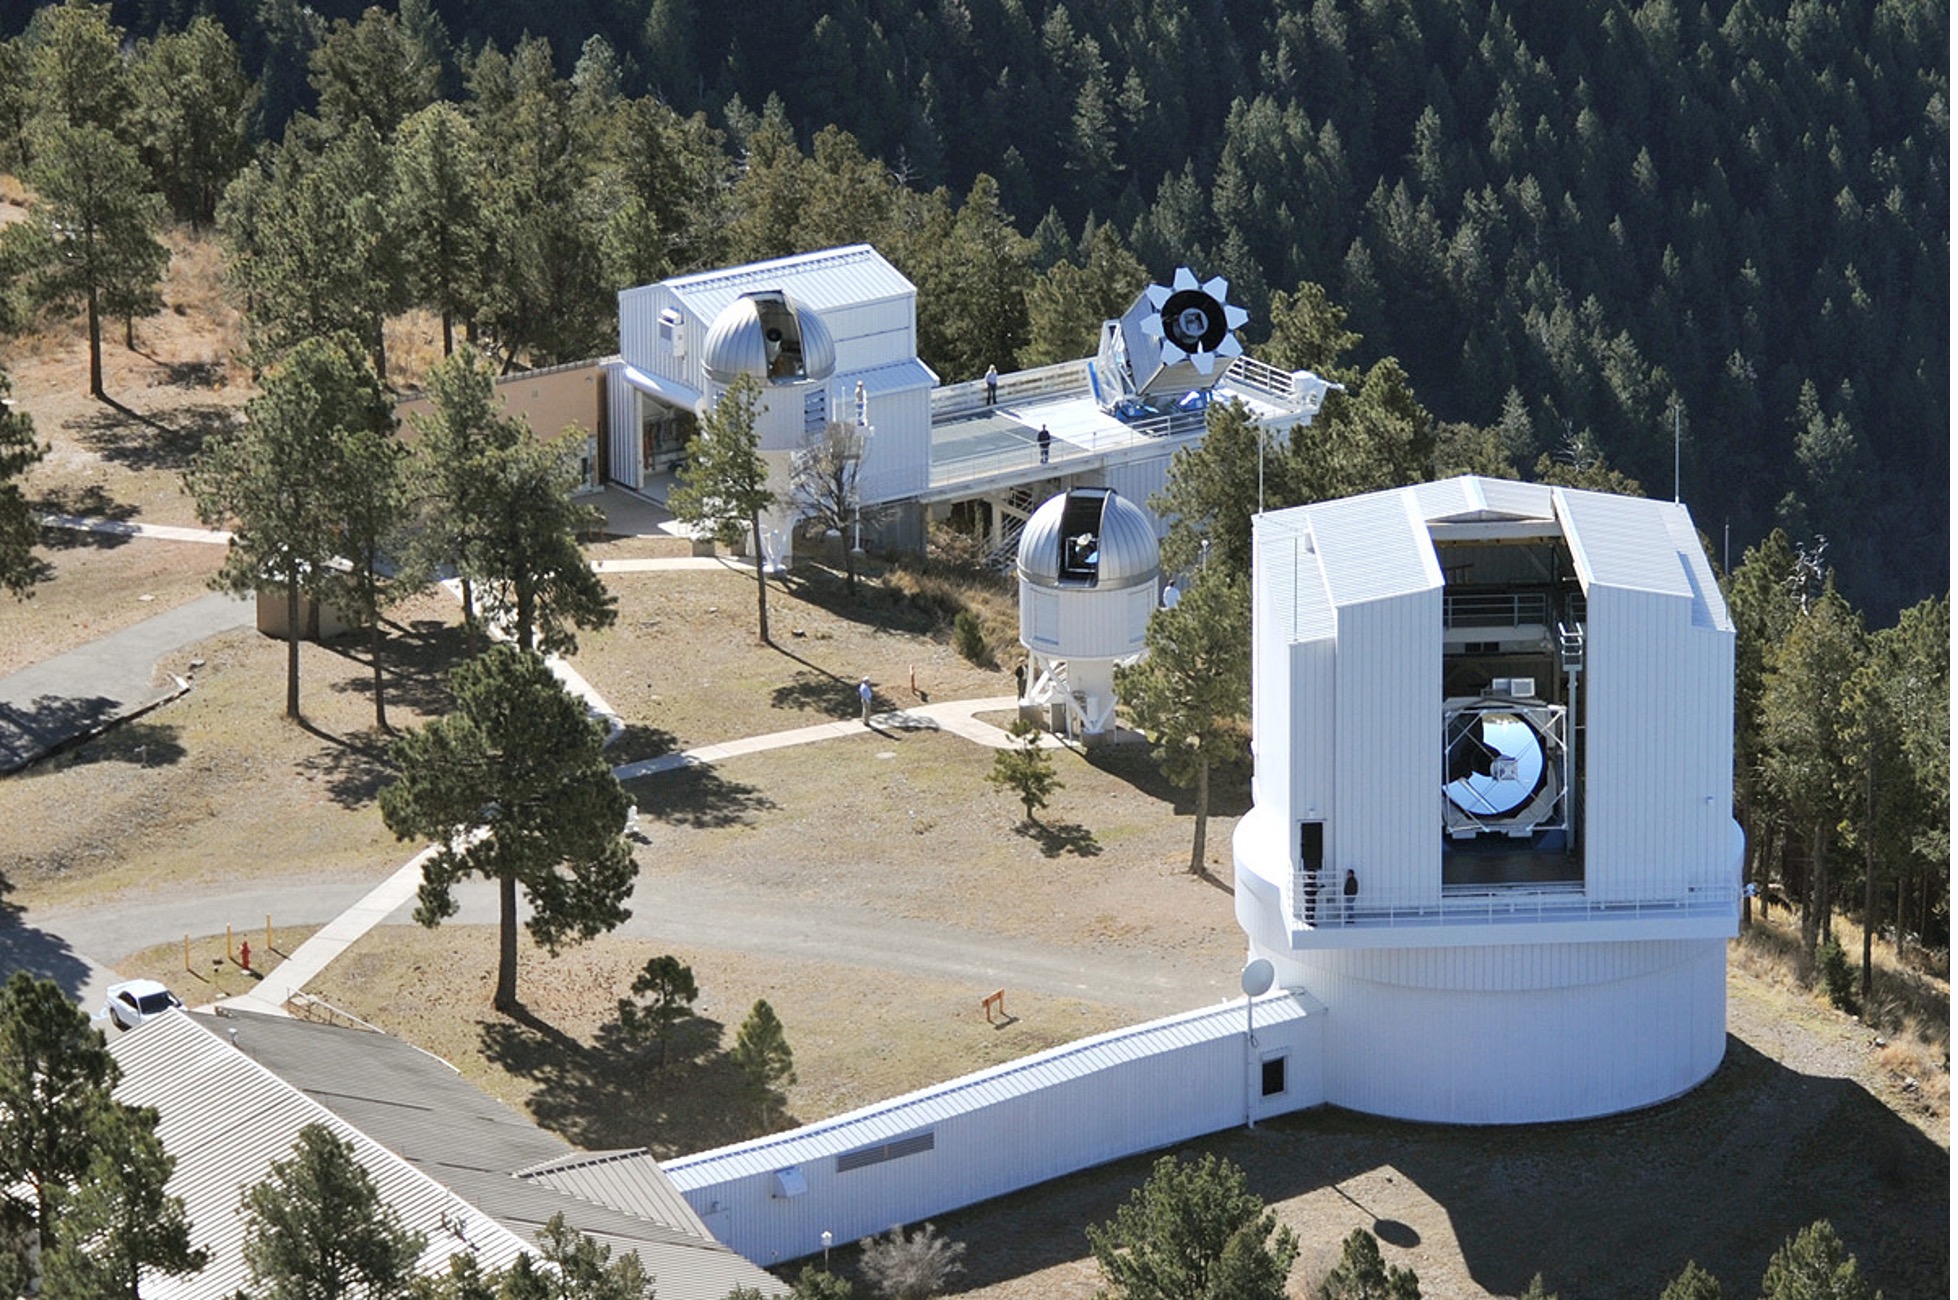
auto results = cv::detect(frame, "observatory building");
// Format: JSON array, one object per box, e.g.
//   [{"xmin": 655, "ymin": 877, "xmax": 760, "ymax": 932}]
[
  {"xmin": 1234, "ymin": 476, "xmax": 1741, "ymax": 1124},
  {"xmin": 1015, "ymin": 488, "xmax": 1161, "ymax": 741},
  {"xmin": 603, "ymin": 245, "xmax": 1333, "ymax": 562}
]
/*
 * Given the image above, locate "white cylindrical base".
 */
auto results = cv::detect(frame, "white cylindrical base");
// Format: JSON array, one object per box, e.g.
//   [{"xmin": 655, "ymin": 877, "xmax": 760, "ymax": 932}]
[{"xmin": 1249, "ymin": 936, "xmax": 1727, "ymax": 1124}]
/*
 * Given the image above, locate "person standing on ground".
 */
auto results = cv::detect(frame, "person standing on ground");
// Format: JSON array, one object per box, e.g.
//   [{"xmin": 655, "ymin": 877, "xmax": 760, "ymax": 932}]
[
  {"xmin": 1343, "ymin": 868, "xmax": 1359, "ymax": 924},
  {"xmin": 1038, "ymin": 425, "xmax": 1051, "ymax": 464},
  {"xmin": 985, "ymin": 364, "xmax": 998, "ymax": 406},
  {"xmin": 859, "ymin": 676, "xmax": 874, "ymax": 724}
]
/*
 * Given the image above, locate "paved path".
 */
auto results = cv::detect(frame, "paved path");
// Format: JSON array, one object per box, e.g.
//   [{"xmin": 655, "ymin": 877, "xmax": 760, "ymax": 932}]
[
  {"xmin": 3, "ymin": 528, "xmax": 1183, "ymax": 1026},
  {"xmin": 42, "ymin": 514, "xmax": 232, "ymax": 545},
  {"xmin": 0, "ymin": 592, "xmax": 253, "ymax": 773}
]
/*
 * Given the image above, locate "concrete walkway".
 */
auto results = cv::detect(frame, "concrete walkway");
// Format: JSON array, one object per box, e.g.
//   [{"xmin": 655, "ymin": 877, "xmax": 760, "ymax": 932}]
[
  {"xmin": 0, "ymin": 592, "xmax": 253, "ymax": 773},
  {"xmin": 42, "ymin": 514, "xmax": 232, "ymax": 545},
  {"xmin": 230, "ymin": 696, "xmax": 1042, "ymax": 1015}
]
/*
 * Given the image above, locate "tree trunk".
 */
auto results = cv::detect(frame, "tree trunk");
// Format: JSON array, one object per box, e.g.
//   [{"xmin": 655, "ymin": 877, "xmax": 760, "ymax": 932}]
[
  {"xmin": 1188, "ymin": 752, "xmax": 1209, "ymax": 875},
  {"xmin": 86, "ymin": 283, "xmax": 104, "ymax": 400},
  {"xmin": 285, "ymin": 574, "xmax": 302, "ymax": 720},
  {"xmin": 441, "ymin": 310, "xmax": 454, "ymax": 357},
  {"xmin": 370, "ymin": 605, "xmax": 388, "ymax": 731},
  {"xmin": 750, "ymin": 509, "xmax": 770, "ymax": 644},
  {"xmin": 516, "ymin": 577, "xmax": 535, "ymax": 653},
  {"xmin": 1860, "ymin": 756, "xmax": 1875, "ymax": 1004},
  {"xmin": 1799, "ymin": 825, "xmax": 1822, "ymax": 957},
  {"xmin": 494, "ymin": 872, "xmax": 519, "ymax": 1011},
  {"xmin": 123, "ymin": 313, "xmax": 134, "ymax": 352},
  {"xmin": 460, "ymin": 575, "xmax": 480, "ymax": 654}
]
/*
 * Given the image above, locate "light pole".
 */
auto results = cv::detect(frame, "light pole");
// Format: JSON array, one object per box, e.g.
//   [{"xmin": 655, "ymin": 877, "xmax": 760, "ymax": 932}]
[
  {"xmin": 1240, "ymin": 958, "xmax": 1274, "ymax": 1128},
  {"xmin": 821, "ymin": 1230, "xmax": 833, "ymax": 1269}
]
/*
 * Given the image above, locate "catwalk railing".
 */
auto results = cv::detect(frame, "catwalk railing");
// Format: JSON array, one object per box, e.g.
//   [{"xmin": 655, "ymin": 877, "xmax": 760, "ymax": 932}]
[{"xmin": 1290, "ymin": 875, "xmax": 1740, "ymax": 929}]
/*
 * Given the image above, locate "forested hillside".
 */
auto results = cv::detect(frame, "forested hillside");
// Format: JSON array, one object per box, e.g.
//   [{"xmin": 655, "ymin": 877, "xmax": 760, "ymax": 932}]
[{"xmin": 54, "ymin": 0, "xmax": 1947, "ymax": 621}]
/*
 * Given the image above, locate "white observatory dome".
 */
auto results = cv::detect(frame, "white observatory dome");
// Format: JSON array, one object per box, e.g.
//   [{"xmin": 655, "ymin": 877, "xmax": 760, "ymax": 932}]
[
  {"xmin": 1016, "ymin": 487, "xmax": 1160, "ymax": 591},
  {"xmin": 702, "ymin": 290, "xmax": 837, "ymax": 385}
]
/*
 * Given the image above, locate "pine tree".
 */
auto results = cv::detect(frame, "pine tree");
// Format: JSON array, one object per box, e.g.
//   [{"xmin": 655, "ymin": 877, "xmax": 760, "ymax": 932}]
[
  {"xmin": 391, "ymin": 103, "xmax": 487, "ymax": 357},
  {"xmin": 22, "ymin": 121, "xmax": 168, "ymax": 401},
  {"xmin": 405, "ymin": 345, "xmax": 528, "ymax": 642},
  {"xmin": 1087, "ymin": 1153, "xmax": 1298, "ymax": 1300},
  {"xmin": 381, "ymin": 645, "xmax": 635, "ymax": 1012},
  {"xmin": 241, "ymin": 1123, "xmax": 424, "ymax": 1300},
  {"xmin": 469, "ymin": 435, "xmax": 615, "ymax": 656},
  {"xmin": 613, "ymin": 955, "xmax": 700, "ymax": 1069},
  {"xmin": 669, "ymin": 373, "xmax": 778, "ymax": 643},
  {"xmin": 1118, "ymin": 564, "xmax": 1250, "ymax": 873},
  {"xmin": 1756, "ymin": 1221, "xmax": 1873, "ymax": 1300},
  {"xmin": 1658, "ymin": 1260, "xmax": 1724, "ymax": 1300},
  {"xmin": 0, "ymin": 368, "xmax": 49, "ymax": 600},
  {"xmin": 0, "ymin": 972, "xmax": 121, "ymax": 1268},
  {"xmin": 186, "ymin": 334, "xmax": 393, "ymax": 720},
  {"xmin": 731, "ymin": 999, "xmax": 796, "ymax": 1124},
  {"xmin": 129, "ymin": 17, "xmax": 256, "ymax": 230},
  {"xmin": 987, "ymin": 717, "xmax": 1061, "ymax": 824},
  {"xmin": 42, "ymin": 1103, "xmax": 207, "ymax": 1299},
  {"xmin": 1317, "ymin": 1227, "xmax": 1420, "ymax": 1299}
]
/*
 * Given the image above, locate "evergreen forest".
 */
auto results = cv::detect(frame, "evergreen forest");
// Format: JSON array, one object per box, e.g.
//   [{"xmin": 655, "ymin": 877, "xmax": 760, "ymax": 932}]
[
  {"xmin": 26, "ymin": 0, "xmax": 1946, "ymax": 624},
  {"xmin": 0, "ymin": 0, "xmax": 1946, "ymax": 952}
]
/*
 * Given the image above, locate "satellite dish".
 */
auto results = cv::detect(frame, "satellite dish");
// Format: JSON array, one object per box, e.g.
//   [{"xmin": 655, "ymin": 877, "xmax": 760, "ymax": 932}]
[{"xmin": 1241, "ymin": 958, "xmax": 1275, "ymax": 997}]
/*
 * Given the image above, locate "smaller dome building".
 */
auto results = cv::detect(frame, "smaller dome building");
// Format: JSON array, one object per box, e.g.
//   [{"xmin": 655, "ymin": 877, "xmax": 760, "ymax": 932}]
[
  {"xmin": 701, "ymin": 290, "xmax": 837, "ymax": 387},
  {"xmin": 1016, "ymin": 488, "xmax": 1161, "ymax": 740}
]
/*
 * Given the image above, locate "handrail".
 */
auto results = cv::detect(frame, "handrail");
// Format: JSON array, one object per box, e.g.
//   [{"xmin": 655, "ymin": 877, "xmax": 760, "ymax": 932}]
[{"xmin": 1291, "ymin": 874, "xmax": 1738, "ymax": 928}]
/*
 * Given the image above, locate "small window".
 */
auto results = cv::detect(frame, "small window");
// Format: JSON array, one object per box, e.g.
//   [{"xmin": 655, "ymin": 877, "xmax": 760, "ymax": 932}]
[{"xmin": 1261, "ymin": 1056, "xmax": 1287, "ymax": 1098}]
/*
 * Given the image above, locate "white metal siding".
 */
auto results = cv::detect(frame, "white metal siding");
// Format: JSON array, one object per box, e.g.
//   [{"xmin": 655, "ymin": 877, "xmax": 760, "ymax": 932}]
[
  {"xmin": 668, "ymin": 999, "xmax": 1322, "ymax": 1266},
  {"xmin": 859, "ymin": 388, "xmax": 931, "ymax": 505},
  {"xmin": 1024, "ymin": 588, "xmax": 1060, "ymax": 650},
  {"xmin": 1099, "ymin": 452, "xmax": 1174, "ymax": 509},
  {"xmin": 1334, "ymin": 589, "xmax": 1441, "ymax": 911},
  {"xmin": 1583, "ymin": 587, "xmax": 1733, "ymax": 903},
  {"xmin": 605, "ymin": 365, "xmax": 642, "ymax": 489},
  {"xmin": 1286, "ymin": 938, "xmax": 1726, "ymax": 1123},
  {"xmin": 1289, "ymin": 638, "xmax": 1335, "ymax": 836}
]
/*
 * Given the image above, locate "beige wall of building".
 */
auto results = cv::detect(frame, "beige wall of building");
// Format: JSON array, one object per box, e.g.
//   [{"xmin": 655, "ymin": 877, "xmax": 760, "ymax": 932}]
[{"xmin": 395, "ymin": 359, "xmax": 608, "ymax": 452}]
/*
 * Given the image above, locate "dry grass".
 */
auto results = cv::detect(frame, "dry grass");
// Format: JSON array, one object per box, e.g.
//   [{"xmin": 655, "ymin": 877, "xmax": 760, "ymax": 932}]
[
  {"xmin": 1732, "ymin": 909, "xmax": 1949, "ymax": 1125},
  {"xmin": 296, "ymin": 925, "xmax": 1133, "ymax": 1158},
  {"xmin": 111, "ymin": 925, "xmax": 319, "ymax": 1006},
  {"xmin": 0, "ymin": 538, "xmax": 225, "ymax": 675},
  {"xmin": 0, "ymin": 589, "xmax": 468, "ymax": 910},
  {"xmin": 567, "ymin": 565, "xmax": 1017, "ymax": 764}
]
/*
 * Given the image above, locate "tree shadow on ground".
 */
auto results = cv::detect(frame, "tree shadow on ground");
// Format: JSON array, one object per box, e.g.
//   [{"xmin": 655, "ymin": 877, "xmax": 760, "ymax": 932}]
[
  {"xmin": 927, "ymin": 1036, "xmax": 1949, "ymax": 1300},
  {"xmin": 1014, "ymin": 818, "xmax": 1102, "ymax": 859},
  {"xmin": 30, "ymin": 484, "xmax": 140, "ymax": 549},
  {"xmin": 0, "ymin": 696, "xmax": 186, "ymax": 774},
  {"xmin": 295, "ymin": 718, "xmax": 395, "ymax": 808},
  {"xmin": 1086, "ymin": 744, "xmax": 1254, "ymax": 819},
  {"xmin": 608, "ymin": 723, "xmax": 680, "ymax": 767},
  {"xmin": 73, "ymin": 397, "xmax": 235, "ymax": 472},
  {"xmin": 622, "ymin": 761, "xmax": 775, "ymax": 829},
  {"xmin": 63, "ymin": 718, "xmax": 187, "ymax": 771},
  {"xmin": 770, "ymin": 667, "xmax": 858, "ymax": 720},
  {"xmin": 775, "ymin": 562, "xmax": 962, "ymax": 639},
  {"xmin": 479, "ymin": 1002, "xmax": 790, "ymax": 1157},
  {"xmin": 318, "ymin": 617, "xmax": 474, "ymax": 721},
  {"xmin": 0, "ymin": 879, "xmax": 94, "ymax": 1000}
]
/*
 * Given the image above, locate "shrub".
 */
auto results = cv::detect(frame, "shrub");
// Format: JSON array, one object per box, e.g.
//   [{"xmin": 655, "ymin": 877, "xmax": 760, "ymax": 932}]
[
  {"xmin": 1818, "ymin": 934, "xmax": 1857, "ymax": 1013},
  {"xmin": 952, "ymin": 609, "xmax": 989, "ymax": 665},
  {"xmin": 857, "ymin": 1223, "xmax": 965, "ymax": 1300}
]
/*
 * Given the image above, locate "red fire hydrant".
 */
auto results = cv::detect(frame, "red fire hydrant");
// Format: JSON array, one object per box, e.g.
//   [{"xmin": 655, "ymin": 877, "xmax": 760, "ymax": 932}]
[{"xmin": 239, "ymin": 939, "xmax": 252, "ymax": 972}]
